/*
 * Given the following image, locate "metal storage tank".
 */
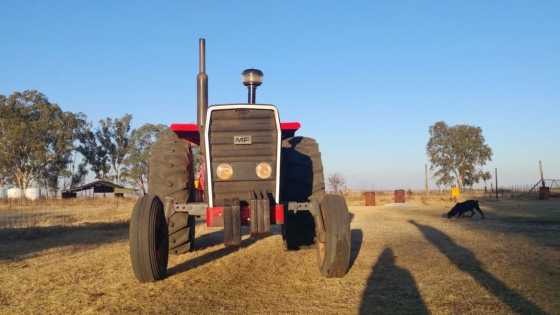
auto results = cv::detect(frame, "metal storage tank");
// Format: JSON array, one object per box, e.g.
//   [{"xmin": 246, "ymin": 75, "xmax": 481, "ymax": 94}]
[
  {"xmin": 24, "ymin": 188, "xmax": 40, "ymax": 201},
  {"xmin": 7, "ymin": 188, "xmax": 23, "ymax": 199}
]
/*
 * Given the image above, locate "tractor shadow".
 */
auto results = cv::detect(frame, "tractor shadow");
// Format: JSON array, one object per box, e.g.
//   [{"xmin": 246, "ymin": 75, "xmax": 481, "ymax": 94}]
[
  {"xmin": 169, "ymin": 226, "xmax": 363, "ymax": 277},
  {"xmin": 409, "ymin": 220, "xmax": 547, "ymax": 315},
  {"xmin": 168, "ymin": 227, "xmax": 274, "ymax": 277},
  {"xmin": 360, "ymin": 247, "xmax": 429, "ymax": 315},
  {"xmin": 0, "ymin": 221, "xmax": 129, "ymax": 261},
  {"xmin": 350, "ymin": 229, "xmax": 363, "ymax": 269},
  {"xmin": 457, "ymin": 201, "xmax": 560, "ymax": 250}
]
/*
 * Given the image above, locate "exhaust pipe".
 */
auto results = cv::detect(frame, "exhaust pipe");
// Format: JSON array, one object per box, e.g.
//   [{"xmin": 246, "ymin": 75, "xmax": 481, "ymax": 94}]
[
  {"xmin": 196, "ymin": 39, "xmax": 209, "ymax": 203},
  {"xmin": 197, "ymin": 38, "xmax": 208, "ymax": 128}
]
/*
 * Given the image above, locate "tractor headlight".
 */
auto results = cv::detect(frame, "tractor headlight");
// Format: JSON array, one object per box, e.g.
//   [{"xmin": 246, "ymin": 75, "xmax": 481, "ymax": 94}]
[
  {"xmin": 256, "ymin": 162, "xmax": 272, "ymax": 179},
  {"xmin": 216, "ymin": 163, "xmax": 234, "ymax": 180}
]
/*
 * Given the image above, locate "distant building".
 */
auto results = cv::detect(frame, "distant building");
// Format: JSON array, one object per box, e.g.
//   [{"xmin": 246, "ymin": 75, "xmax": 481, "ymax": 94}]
[{"xmin": 62, "ymin": 180, "xmax": 136, "ymax": 198}]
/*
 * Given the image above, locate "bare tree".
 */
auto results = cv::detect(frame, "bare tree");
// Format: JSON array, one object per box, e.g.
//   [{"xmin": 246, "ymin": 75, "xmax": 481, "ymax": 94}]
[{"xmin": 328, "ymin": 173, "xmax": 346, "ymax": 194}]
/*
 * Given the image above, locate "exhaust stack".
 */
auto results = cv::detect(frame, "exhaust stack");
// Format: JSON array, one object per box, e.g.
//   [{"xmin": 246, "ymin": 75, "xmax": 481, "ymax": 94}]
[{"xmin": 197, "ymin": 38, "xmax": 208, "ymax": 128}]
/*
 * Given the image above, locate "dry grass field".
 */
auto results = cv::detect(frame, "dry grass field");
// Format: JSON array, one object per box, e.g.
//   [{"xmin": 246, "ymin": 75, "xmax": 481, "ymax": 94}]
[
  {"xmin": 1, "ymin": 197, "xmax": 559, "ymax": 314},
  {"xmin": 0, "ymin": 198, "xmax": 131, "ymax": 228}
]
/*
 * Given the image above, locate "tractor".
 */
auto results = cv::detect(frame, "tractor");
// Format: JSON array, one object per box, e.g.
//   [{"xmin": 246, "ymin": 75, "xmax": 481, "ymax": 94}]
[{"xmin": 129, "ymin": 39, "xmax": 352, "ymax": 282}]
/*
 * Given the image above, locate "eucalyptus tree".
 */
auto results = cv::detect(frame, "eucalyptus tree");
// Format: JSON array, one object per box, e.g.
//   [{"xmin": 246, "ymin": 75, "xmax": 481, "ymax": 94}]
[
  {"xmin": 0, "ymin": 90, "xmax": 84, "ymax": 191},
  {"xmin": 122, "ymin": 123, "xmax": 168, "ymax": 194},
  {"xmin": 427, "ymin": 121, "xmax": 493, "ymax": 190}
]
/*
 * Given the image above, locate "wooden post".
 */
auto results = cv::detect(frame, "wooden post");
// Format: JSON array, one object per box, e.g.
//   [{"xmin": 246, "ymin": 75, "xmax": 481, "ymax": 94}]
[
  {"xmin": 424, "ymin": 164, "xmax": 429, "ymax": 195},
  {"xmin": 539, "ymin": 160, "xmax": 545, "ymax": 187}
]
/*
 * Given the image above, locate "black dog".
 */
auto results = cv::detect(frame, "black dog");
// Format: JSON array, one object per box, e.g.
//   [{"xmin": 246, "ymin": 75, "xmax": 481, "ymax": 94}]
[{"xmin": 446, "ymin": 200, "xmax": 485, "ymax": 219}]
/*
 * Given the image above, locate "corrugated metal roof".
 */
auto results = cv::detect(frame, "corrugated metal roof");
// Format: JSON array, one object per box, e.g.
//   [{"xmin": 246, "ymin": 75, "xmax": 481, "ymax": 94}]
[{"xmin": 64, "ymin": 180, "xmax": 126, "ymax": 193}]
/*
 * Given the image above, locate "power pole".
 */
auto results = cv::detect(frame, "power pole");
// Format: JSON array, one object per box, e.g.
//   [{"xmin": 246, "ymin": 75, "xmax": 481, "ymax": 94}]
[
  {"xmin": 425, "ymin": 164, "xmax": 429, "ymax": 195},
  {"xmin": 495, "ymin": 168, "xmax": 499, "ymax": 200}
]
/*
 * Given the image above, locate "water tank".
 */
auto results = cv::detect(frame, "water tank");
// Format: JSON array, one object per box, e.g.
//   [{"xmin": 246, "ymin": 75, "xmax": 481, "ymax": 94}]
[
  {"xmin": 24, "ymin": 188, "xmax": 40, "ymax": 201},
  {"xmin": 7, "ymin": 188, "xmax": 23, "ymax": 199}
]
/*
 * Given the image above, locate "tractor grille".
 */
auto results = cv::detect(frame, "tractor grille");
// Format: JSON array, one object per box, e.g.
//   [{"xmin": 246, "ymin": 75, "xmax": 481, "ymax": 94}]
[{"xmin": 208, "ymin": 108, "xmax": 278, "ymax": 205}]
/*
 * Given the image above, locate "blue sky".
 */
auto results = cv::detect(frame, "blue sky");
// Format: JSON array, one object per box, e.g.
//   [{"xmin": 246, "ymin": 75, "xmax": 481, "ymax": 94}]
[{"xmin": 1, "ymin": 1, "xmax": 558, "ymax": 189}]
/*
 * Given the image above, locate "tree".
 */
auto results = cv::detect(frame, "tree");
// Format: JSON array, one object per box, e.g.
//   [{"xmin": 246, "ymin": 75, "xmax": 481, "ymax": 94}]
[
  {"xmin": 71, "ymin": 161, "xmax": 88, "ymax": 187},
  {"xmin": 39, "ymin": 110, "xmax": 86, "ymax": 194},
  {"xmin": 427, "ymin": 121, "xmax": 493, "ymax": 190},
  {"xmin": 0, "ymin": 163, "xmax": 8, "ymax": 187},
  {"xmin": 111, "ymin": 114, "xmax": 133, "ymax": 184},
  {"xmin": 96, "ymin": 114, "xmax": 132, "ymax": 184},
  {"xmin": 328, "ymin": 173, "xmax": 346, "ymax": 194},
  {"xmin": 122, "ymin": 124, "xmax": 168, "ymax": 194},
  {"xmin": 76, "ymin": 121, "xmax": 111, "ymax": 180},
  {"xmin": 0, "ymin": 90, "xmax": 83, "ymax": 192},
  {"xmin": 480, "ymin": 171, "xmax": 492, "ymax": 191}
]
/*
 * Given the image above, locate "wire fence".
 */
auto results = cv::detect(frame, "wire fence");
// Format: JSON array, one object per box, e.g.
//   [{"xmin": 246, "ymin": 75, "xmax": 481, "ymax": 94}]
[
  {"xmin": 344, "ymin": 186, "xmax": 560, "ymax": 207},
  {"xmin": 0, "ymin": 197, "xmax": 136, "ymax": 229},
  {"xmin": 2, "ymin": 185, "xmax": 558, "ymax": 228}
]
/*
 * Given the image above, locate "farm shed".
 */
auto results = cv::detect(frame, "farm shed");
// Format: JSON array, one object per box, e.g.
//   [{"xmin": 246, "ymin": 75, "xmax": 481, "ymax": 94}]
[{"xmin": 62, "ymin": 180, "xmax": 135, "ymax": 198}]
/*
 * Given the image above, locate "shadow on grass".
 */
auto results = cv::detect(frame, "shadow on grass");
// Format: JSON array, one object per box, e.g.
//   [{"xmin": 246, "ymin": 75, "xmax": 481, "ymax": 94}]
[
  {"xmin": 0, "ymin": 221, "xmax": 129, "ymax": 261},
  {"xmin": 350, "ymin": 229, "xmax": 363, "ymax": 269},
  {"xmin": 409, "ymin": 220, "xmax": 548, "ymax": 315},
  {"xmin": 0, "ymin": 212, "xmax": 79, "ymax": 229},
  {"xmin": 168, "ymin": 229, "xmax": 271, "ymax": 277},
  {"xmin": 169, "ymin": 226, "xmax": 363, "ymax": 278},
  {"xmin": 468, "ymin": 202, "xmax": 560, "ymax": 249},
  {"xmin": 360, "ymin": 247, "xmax": 429, "ymax": 315}
]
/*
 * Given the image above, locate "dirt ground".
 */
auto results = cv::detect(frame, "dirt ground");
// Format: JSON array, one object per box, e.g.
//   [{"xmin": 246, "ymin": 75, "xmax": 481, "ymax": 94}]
[{"xmin": 1, "ymin": 198, "xmax": 559, "ymax": 314}]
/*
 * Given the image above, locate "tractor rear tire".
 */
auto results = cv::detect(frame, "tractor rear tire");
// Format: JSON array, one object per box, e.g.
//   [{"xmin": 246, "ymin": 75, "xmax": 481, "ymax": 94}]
[
  {"xmin": 149, "ymin": 130, "xmax": 193, "ymax": 204},
  {"xmin": 168, "ymin": 212, "xmax": 196, "ymax": 254},
  {"xmin": 281, "ymin": 137, "xmax": 325, "ymax": 202},
  {"xmin": 281, "ymin": 137, "xmax": 325, "ymax": 250},
  {"xmin": 129, "ymin": 194, "xmax": 169, "ymax": 282},
  {"xmin": 149, "ymin": 130, "xmax": 196, "ymax": 255},
  {"xmin": 316, "ymin": 194, "xmax": 351, "ymax": 278}
]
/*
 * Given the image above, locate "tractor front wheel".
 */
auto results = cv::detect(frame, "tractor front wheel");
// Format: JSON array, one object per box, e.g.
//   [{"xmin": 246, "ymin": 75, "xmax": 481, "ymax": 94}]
[
  {"xmin": 129, "ymin": 194, "xmax": 169, "ymax": 282},
  {"xmin": 315, "ymin": 194, "xmax": 351, "ymax": 278}
]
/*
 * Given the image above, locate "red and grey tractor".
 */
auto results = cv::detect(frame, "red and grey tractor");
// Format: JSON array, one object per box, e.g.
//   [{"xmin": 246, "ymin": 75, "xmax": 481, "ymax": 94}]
[{"xmin": 129, "ymin": 39, "xmax": 352, "ymax": 282}]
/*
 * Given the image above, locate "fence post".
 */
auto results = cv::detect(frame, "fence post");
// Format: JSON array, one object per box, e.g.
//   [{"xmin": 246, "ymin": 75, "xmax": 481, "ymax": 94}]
[{"xmin": 495, "ymin": 168, "xmax": 499, "ymax": 200}]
